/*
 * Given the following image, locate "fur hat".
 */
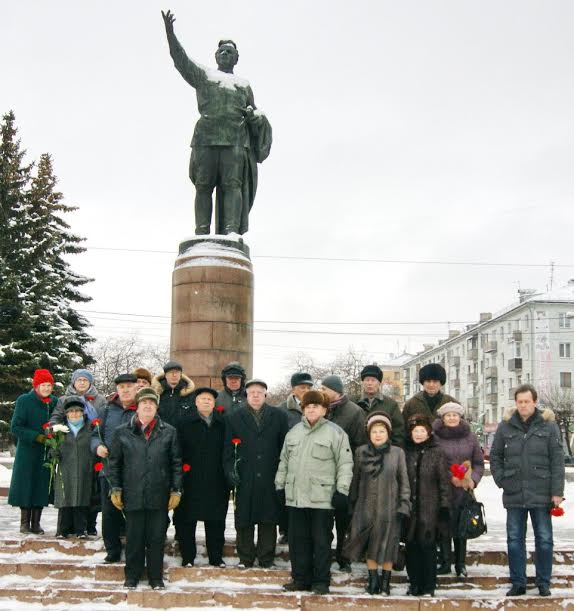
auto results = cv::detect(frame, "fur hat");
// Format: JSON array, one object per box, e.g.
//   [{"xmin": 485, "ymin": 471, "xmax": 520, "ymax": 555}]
[
  {"xmin": 221, "ymin": 361, "xmax": 246, "ymax": 381},
  {"xmin": 321, "ymin": 375, "xmax": 344, "ymax": 395},
  {"xmin": 133, "ymin": 367, "xmax": 152, "ymax": 384},
  {"xmin": 361, "ymin": 364, "xmax": 383, "ymax": 382},
  {"xmin": 301, "ymin": 390, "xmax": 330, "ymax": 410},
  {"xmin": 407, "ymin": 414, "xmax": 433, "ymax": 436},
  {"xmin": 33, "ymin": 369, "xmax": 54, "ymax": 387},
  {"xmin": 291, "ymin": 372, "xmax": 313, "ymax": 387},
  {"xmin": 436, "ymin": 402, "xmax": 464, "ymax": 418},
  {"xmin": 366, "ymin": 411, "xmax": 392, "ymax": 436},
  {"xmin": 135, "ymin": 387, "xmax": 159, "ymax": 406},
  {"xmin": 419, "ymin": 363, "xmax": 446, "ymax": 385}
]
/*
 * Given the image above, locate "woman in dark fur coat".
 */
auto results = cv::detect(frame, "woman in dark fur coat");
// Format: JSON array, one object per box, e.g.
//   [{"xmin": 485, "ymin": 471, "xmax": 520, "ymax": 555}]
[
  {"xmin": 404, "ymin": 415, "xmax": 451, "ymax": 597},
  {"xmin": 433, "ymin": 402, "xmax": 484, "ymax": 578}
]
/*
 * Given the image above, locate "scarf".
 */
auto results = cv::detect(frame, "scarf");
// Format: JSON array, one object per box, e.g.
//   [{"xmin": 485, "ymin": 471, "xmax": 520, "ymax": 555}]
[
  {"xmin": 68, "ymin": 419, "xmax": 84, "ymax": 437},
  {"xmin": 136, "ymin": 417, "xmax": 158, "ymax": 440},
  {"xmin": 248, "ymin": 404, "xmax": 266, "ymax": 428},
  {"xmin": 423, "ymin": 391, "xmax": 442, "ymax": 413},
  {"xmin": 363, "ymin": 441, "xmax": 391, "ymax": 478}
]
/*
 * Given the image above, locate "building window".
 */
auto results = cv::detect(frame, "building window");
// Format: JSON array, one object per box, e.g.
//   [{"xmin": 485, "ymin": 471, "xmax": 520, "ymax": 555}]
[
  {"xmin": 559, "ymin": 313, "xmax": 571, "ymax": 329},
  {"xmin": 560, "ymin": 343, "xmax": 571, "ymax": 358},
  {"xmin": 560, "ymin": 372, "xmax": 572, "ymax": 388},
  {"xmin": 394, "ymin": 371, "xmax": 400, "ymax": 381}
]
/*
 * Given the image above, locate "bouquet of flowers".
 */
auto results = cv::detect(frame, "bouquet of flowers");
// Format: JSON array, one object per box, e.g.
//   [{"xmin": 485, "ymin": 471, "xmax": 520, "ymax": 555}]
[
  {"xmin": 43, "ymin": 423, "xmax": 69, "ymax": 494},
  {"xmin": 450, "ymin": 460, "xmax": 474, "ymax": 490}
]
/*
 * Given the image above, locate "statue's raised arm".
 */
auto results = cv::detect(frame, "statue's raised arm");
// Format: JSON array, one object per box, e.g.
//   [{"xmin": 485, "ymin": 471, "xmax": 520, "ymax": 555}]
[{"xmin": 162, "ymin": 9, "xmax": 204, "ymax": 89}]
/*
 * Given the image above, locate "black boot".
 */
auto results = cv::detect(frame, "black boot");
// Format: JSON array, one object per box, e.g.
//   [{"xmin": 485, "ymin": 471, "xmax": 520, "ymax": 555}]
[
  {"xmin": 366, "ymin": 569, "xmax": 381, "ymax": 595},
  {"xmin": 30, "ymin": 508, "xmax": 45, "ymax": 535},
  {"xmin": 436, "ymin": 537, "xmax": 451, "ymax": 575},
  {"xmin": 381, "ymin": 570, "xmax": 391, "ymax": 595},
  {"xmin": 20, "ymin": 508, "xmax": 32, "ymax": 534},
  {"xmin": 454, "ymin": 538, "xmax": 467, "ymax": 579}
]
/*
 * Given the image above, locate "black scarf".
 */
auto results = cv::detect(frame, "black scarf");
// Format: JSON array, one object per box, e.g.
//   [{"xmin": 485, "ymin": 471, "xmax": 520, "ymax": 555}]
[
  {"xmin": 363, "ymin": 441, "xmax": 391, "ymax": 478},
  {"xmin": 423, "ymin": 391, "xmax": 442, "ymax": 413}
]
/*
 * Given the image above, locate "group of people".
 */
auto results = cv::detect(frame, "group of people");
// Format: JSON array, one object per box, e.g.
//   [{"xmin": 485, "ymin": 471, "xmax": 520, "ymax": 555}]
[{"xmin": 8, "ymin": 360, "xmax": 565, "ymax": 597}]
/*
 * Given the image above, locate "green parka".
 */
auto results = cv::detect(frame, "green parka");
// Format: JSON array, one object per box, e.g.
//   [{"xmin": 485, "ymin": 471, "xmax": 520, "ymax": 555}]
[{"xmin": 275, "ymin": 417, "xmax": 353, "ymax": 510}]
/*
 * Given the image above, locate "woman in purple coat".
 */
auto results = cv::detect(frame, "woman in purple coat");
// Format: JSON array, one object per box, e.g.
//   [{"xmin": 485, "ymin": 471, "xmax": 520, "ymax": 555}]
[{"xmin": 433, "ymin": 402, "xmax": 484, "ymax": 578}]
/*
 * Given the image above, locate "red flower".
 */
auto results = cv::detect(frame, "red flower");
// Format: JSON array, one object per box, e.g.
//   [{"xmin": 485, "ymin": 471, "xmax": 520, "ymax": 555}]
[
  {"xmin": 182, "ymin": 463, "xmax": 191, "ymax": 472},
  {"xmin": 42, "ymin": 422, "xmax": 51, "ymax": 430},
  {"xmin": 216, "ymin": 405, "xmax": 225, "ymax": 413},
  {"xmin": 450, "ymin": 463, "xmax": 467, "ymax": 480},
  {"xmin": 94, "ymin": 462, "xmax": 104, "ymax": 472},
  {"xmin": 46, "ymin": 433, "xmax": 53, "ymax": 439},
  {"xmin": 550, "ymin": 506, "xmax": 565, "ymax": 517},
  {"xmin": 231, "ymin": 437, "xmax": 241, "ymax": 445},
  {"xmin": 91, "ymin": 418, "xmax": 102, "ymax": 427},
  {"xmin": 86, "ymin": 396, "xmax": 95, "ymax": 402}
]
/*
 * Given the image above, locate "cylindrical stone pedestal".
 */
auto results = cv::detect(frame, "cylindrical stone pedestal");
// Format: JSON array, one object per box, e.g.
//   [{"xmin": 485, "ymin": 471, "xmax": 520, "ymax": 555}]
[{"xmin": 171, "ymin": 236, "xmax": 254, "ymax": 389}]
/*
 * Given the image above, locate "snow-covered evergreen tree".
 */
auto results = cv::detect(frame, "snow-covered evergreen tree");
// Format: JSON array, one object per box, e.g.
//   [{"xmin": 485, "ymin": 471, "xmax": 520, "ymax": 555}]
[{"xmin": 0, "ymin": 111, "xmax": 94, "ymax": 421}]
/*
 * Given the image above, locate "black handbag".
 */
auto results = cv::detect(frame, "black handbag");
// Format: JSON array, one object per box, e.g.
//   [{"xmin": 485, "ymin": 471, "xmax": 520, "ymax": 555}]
[{"xmin": 456, "ymin": 491, "xmax": 487, "ymax": 540}]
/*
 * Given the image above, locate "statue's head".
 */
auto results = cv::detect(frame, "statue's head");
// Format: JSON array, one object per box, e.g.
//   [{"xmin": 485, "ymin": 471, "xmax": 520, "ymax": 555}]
[{"xmin": 215, "ymin": 40, "xmax": 239, "ymax": 73}]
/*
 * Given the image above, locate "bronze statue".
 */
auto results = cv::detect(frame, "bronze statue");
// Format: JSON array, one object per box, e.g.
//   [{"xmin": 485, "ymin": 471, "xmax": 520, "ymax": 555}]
[{"xmin": 162, "ymin": 10, "xmax": 272, "ymax": 236}]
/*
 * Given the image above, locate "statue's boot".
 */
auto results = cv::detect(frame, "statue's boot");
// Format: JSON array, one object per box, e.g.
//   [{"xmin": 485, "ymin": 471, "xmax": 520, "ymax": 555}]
[{"xmin": 222, "ymin": 187, "xmax": 242, "ymax": 234}]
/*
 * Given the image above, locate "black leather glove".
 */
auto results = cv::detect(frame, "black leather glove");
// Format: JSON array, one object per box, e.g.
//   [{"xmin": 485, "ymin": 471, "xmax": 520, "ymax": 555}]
[
  {"xmin": 277, "ymin": 489, "xmax": 286, "ymax": 506},
  {"xmin": 331, "ymin": 491, "xmax": 348, "ymax": 511}
]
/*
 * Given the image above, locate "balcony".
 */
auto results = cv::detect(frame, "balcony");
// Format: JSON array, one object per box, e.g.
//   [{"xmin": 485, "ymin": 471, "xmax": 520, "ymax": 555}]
[
  {"xmin": 468, "ymin": 372, "xmax": 479, "ymax": 384},
  {"xmin": 468, "ymin": 349, "xmax": 478, "ymax": 361},
  {"xmin": 485, "ymin": 366, "xmax": 498, "ymax": 379},
  {"xmin": 484, "ymin": 340, "xmax": 498, "ymax": 353},
  {"xmin": 451, "ymin": 356, "xmax": 461, "ymax": 367},
  {"xmin": 467, "ymin": 397, "xmax": 479, "ymax": 410},
  {"xmin": 513, "ymin": 330, "xmax": 523, "ymax": 342},
  {"xmin": 451, "ymin": 378, "xmax": 461, "ymax": 389},
  {"xmin": 509, "ymin": 387, "xmax": 519, "ymax": 400},
  {"xmin": 486, "ymin": 393, "xmax": 498, "ymax": 405},
  {"xmin": 508, "ymin": 358, "xmax": 523, "ymax": 372}
]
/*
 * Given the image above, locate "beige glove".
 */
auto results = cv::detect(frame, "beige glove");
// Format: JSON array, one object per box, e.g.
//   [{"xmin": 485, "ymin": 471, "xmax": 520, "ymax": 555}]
[
  {"xmin": 110, "ymin": 490, "xmax": 124, "ymax": 511},
  {"xmin": 168, "ymin": 492, "xmax": 181, "ymax": 511}
]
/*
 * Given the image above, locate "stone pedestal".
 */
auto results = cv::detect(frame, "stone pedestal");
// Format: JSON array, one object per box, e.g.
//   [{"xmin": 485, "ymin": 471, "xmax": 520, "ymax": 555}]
[{"xmin": 171, "ymin": 236, "xmax": 253, "ymax": 389}]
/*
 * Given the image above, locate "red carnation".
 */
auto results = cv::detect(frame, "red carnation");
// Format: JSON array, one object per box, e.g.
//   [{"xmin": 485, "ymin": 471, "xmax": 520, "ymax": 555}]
[
  {"xmin": 86, "ymin": 396, "xmax": 95, "ymax": 401},
  {"xmin": 550, "ymin": 506, "xmax": 565, "ymax": 517},
  {"xmin": 231, "ymin": 437, "xmax": 241, "ymax": 445},
  {"xmin": 91, "ymin": 418, "xmax": 102, "ymax": 427},
  {"xmin": 94, "ymin": 462, "xmax": 104, "ymax": 473},
  {"xmin": 182, "ymin": 463, "xmax": 191, "ymax": 472},
  {"xmin": 216, "ymin": 405, "xmax": 225, "ymax": 413},
  {"xmin": 46, "ymin": 433, "xmax": 53, "ymax": 439},
  {"xmin": 42, "ymin": 422, "xmax": 51, "ymax": 430},
  {"xmin": 450, "ymin": 463, "xmax": 467, "ymax": 480}
]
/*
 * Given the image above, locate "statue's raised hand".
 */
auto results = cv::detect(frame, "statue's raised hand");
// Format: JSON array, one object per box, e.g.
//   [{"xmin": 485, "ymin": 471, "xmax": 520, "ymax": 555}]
[{"xmin": 162, "ymin": 10, "xmax": 176, "ymax": 34}]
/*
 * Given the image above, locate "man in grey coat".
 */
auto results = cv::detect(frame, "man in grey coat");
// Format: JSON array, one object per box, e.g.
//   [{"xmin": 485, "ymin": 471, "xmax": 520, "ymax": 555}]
[{"xmin": 490, "ymin": 384, "xmax": 565, "ymax": 598}]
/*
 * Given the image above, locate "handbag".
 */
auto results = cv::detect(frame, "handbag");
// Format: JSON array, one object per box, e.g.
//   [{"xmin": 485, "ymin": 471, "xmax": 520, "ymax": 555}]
[{"xmin": 456, "ymin": 491, "xmax": 487, "ymax": 540}]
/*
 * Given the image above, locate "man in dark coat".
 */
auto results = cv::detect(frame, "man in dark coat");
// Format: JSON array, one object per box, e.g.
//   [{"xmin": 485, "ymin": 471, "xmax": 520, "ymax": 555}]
[
  {"xmin": 490, "ymin": 384, "xmax": 565, "ymax": 598},
  {"xmin": 402, "ymin": 363, "xmax": 458, "ymax": 425},
  {"xmin": 216, "ymin": 361, "xmax": 248, "ymax": 415},
  {"xmin": 109, "ymin": 387, "xmax": 182, "ymax": 590},
  {"xmin": 320, "ymin": 374, "xmax": 366, "ymax": 571},
  {"xmin": 357, "ymin": 364, "xmax": 404, "ymax": 447},
  {"xmin": 176, "ymin": 387, "xmax": 230, "ymax": 567},
  {"xmin": 223, "ymin": 379, "xmax": 288, "ymax": 568},
  {"xmin": 151, "ymin": 361, "xmax": 195, "ymax": 428},
  {"xmin": 91, "ymin": 373, "xmax": 138, "ymax": 563}
]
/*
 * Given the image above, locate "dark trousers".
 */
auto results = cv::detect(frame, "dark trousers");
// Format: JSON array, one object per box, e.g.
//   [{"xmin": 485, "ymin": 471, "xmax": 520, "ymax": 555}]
[
  {"xmin": 278, "ymin": 505, "xmax": 288, "ymax": 537},
  {"xmin": 288, "ymin": 507, "xmax": 333, "ymax": 587},
  {"xmin": 506, "ymin": 507, "xmax": 553, "ymax": 588},
  {"xmin": 331, "ymin": 505, "xmax": 351, "ymax": 566},
  {"xmin": 406, "ymin": 541, "xmax": 437, "ymax": 593},
  {"xmin": 125, "ymin": 509, "xmax": 168, "ymax": 582},
  {"xmin": 236, "ymin": 523, "xmax": 276, "ymax": 566},
  {"xmin": 87, "ymin": 510, "xmax": 98, "ymax": 533},
  {"xmin": 179, "ymin": 519, "xmax": 226, "ymax": 565},
  {"xmin": 57, "ymin": 507, "xmax": 88, "ymax": 536},
  {"xmin": 100, "ymin": 478, "xmax": 125, "ymax": 556}
]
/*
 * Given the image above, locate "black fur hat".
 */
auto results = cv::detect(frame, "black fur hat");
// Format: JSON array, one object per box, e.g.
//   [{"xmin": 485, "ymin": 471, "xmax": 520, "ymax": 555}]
[{"xmin": 418, "ymin": 363, "xmax": 446, "ymax": 385}]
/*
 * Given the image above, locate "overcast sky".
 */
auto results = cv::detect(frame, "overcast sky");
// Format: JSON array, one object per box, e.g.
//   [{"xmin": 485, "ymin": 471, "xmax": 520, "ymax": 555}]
[{"xmin": 3, "ymin": 0, "xmax": 574, "ymax": 386}]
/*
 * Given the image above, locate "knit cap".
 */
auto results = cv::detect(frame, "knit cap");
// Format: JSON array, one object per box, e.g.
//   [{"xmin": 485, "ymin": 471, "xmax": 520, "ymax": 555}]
[{"xmin": 72, "ymin": 369, "xmax": 94, "ymax": 386}]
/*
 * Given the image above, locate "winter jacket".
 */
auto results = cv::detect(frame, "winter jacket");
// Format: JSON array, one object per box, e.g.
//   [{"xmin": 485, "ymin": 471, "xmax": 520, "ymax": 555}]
[
  {"xmin": 108, "ymin": 416, "xmax": 182, "ymax": 511},
  {"xmin": 216, "ymin": 387, "xmax": 247, "ymax": 416},
  {"xmin": 490, "ymin": 407, "xmax": 565, "ymax": 508},
  {"xmin": 326, "ymin": 396, "xmax": 366, "ymax": 454},
  {"xmin": 277, "ymin": 394, "xmax": 303, "ymax": 430},
  {"xmin": 152, "ymin": 373, "xmax": 195, "ymax": 427},
  {"xmin": 223, "ymin": 404, "xmax": 289, "ymax": 528},
  {"xmin": 8, "ymin": 390, "xmax": 56, "ymax": 508},
  {"xmin": 176, "ymin": 408, "xmax": 230, "ymax": 521},
  {"xmin": 275, "ymin": 416, "xmax": 353, "ymax": 509},
  {"xmin": 404, "ymin": 436, "xmax": 451, "ymax": 545},
  {"xmin": 50, "ymin": 384, "xmax": 107, "ymax": 425},
  {"xmin": 357, "ymin": 393, "xmax": 405, "ymax": 447},
  {"xmin": 432, "ymin": 418, "xmax": 484, "ymax": 508},
  {"xmin": 344, "ymin": 443, "xmax": 411, "ymax": 564},
  {"xmin": 402, "ymin": 391, "xmax": 458, "ymax": 425},
  {"xmin": 54, "ymin": 416, "xmax": 94, "ymax": 508}
]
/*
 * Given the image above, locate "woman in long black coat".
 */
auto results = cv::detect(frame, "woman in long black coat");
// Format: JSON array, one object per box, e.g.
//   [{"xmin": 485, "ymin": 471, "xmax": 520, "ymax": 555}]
[
  {"xmin": 404, "ymin": 415, "xmax": 451, "ymax": 597},
  {"xmin": 176, "ymin": 387, "xmax": 230, "ymax": 567}
]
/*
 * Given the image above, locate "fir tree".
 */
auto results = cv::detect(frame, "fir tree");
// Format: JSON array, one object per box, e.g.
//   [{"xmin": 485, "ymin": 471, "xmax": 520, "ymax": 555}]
[{"xmin": 0, "ymin": 111, "xmax": 94, "ymax": 420}]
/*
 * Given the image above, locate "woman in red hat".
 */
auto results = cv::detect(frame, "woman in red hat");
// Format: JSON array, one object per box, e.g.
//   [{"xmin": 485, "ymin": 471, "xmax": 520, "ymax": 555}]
[{"xmin": 8, "ymin": 369, "xmax": 57, "ymax": 535}]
